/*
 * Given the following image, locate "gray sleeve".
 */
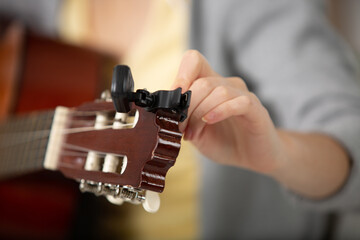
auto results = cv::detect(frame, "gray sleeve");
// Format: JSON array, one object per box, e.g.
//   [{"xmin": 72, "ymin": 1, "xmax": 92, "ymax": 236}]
[
  {"xmin": 0, "ymin": 0, "xmax": 62, "ymax": 36},
  {"xmin": 225, "ymin": 0, "xmax": 360, "ymax": 211}
]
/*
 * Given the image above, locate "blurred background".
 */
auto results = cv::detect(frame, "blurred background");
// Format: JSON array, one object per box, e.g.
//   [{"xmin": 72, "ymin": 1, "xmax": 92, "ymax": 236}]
[
  {"xmin": 328, "ymin": 0, "xmax": 360, "ymax": 59},
  {"xmin": 0, "ymin": 0, "xmax": 358, "ymax": 239}
]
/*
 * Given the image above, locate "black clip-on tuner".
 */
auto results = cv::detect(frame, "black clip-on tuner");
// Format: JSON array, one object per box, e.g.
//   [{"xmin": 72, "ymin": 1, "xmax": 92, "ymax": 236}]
[{"xmin": 111, "ymin": 65, "xmax": 191, "ymax": 122}]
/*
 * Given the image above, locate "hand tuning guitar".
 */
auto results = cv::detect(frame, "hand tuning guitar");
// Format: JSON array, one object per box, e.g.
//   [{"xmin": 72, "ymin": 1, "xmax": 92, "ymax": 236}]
[{"xmin": 43, "ymin": 65, "xmax": 191, "ymax": 213}]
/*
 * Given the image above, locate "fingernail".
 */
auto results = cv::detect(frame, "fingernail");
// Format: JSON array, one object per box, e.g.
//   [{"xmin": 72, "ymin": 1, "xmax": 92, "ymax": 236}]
[{"xmin": 203, "ymin": 111, "xmax": 216, "ymax": 123}]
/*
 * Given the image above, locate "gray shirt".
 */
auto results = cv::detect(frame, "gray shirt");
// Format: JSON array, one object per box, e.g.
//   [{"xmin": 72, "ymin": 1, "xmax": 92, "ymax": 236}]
[{"xmin": 190, "ymin": 0, "xmax": 360, "ymax": 239}]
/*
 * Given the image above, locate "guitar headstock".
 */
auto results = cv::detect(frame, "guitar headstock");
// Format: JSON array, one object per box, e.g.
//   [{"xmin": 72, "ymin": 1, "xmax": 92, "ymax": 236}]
[{"xmin": 44, "ymin": 65, "xmax": 191, "ymax": 213}]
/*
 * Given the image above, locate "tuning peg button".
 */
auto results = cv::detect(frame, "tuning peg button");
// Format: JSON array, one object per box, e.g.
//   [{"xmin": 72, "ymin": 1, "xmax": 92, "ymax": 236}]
[
  {"xmin": 142, "ymin": 190, "xmax": 160, "ymax": 213},
  {"xmin": 106, "ymin": 195, "xmax": 124, "ymax": 205}
]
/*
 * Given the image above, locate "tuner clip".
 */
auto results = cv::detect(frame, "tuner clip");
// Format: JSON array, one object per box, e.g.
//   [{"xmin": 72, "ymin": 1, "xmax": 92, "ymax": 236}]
[{"xmin": 111, "ymin": 65, "xmax": 191, "ymax": 122}]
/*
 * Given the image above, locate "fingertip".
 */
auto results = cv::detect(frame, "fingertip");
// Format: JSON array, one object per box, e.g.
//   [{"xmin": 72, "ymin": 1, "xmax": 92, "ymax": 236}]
[
  {"xmin": 176, "ymin": 49, "xmax": 218, "ymax": 91},
  {"xmin": 171, "ymin": 78, "xmax": 187, "ymax": 92},
  {"xmin": 178, "ymin": 121, "xmax": 187, "ymax": 133},
  {"xmin": 183, "ymin": 128, "xmax": 193, "ymax": 141},
  {"xmin": 182, "ymin": 49, "xmax": 203, "ymax": 62},
  {"xmin": 171, "ymin": 78, "xmax": 181, "ymax": 89}
]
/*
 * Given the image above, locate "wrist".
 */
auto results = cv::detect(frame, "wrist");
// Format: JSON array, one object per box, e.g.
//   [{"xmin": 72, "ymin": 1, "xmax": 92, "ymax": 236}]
[{"xmin": 266, "ymin": 130, "xmax": 296, "ymax": 183}]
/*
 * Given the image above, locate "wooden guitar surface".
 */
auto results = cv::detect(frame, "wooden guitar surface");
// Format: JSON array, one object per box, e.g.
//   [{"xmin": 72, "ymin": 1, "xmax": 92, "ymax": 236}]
[{"xmin": 0, "ymin": 22, "xmax": 115, "ymax": 239}]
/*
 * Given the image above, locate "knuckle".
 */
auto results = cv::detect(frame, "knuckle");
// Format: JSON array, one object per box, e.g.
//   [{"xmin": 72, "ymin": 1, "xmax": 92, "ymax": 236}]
[
  {"xmin": 239, "ymin": 80, "xmax": 248, "ymax": 90},
  {"xmin": 240, "ymin": 95, "xmax": 252, "ymax": 107},
  {"xmin": 229, "ymin": 77, "xmax": 247, "ymax": 90},
  {"xmin": 229, "ymin": 77, "xmax": 248, "ymax": 90},
  {"xmin": 193, "ymin": 78, "xmax": 213, "ymax": 91},
  {"xmin": 248, "ymin": 92, "xmax": 258, "ymax": 102},
  {"xmin": 231, "ymin": 96, "xmax": 252, "ymax": 115},
  {"xmin": 216, "ymin": 86, "xmax": 230, "ymax": 98}
]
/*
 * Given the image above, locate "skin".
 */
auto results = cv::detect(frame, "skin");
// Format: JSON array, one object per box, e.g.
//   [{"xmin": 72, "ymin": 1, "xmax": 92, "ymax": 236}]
[
  {"xmin": 86, "ymin": 0, "xmax": 151, "ymax": 56},
  {"xmin": 172, "ymin": 50, "xmax": 350, "ymax": 199}
]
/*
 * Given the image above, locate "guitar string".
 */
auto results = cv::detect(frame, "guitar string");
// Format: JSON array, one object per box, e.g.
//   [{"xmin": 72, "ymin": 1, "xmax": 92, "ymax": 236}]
[
  {"xmin": 61, "ymin": 123, "xmax": 134, "ymax": 134},
  {"xmin": 60, "ymin": 143, "xmax": 127, "ymax": 158},
  {"xmin": 0, "ymin": 108, "xmax": 135, "ymax": 139},
  {"xmin": 0, "ymin": 109, "xmax": 135, "ymax": 173},
  {"xmin": 1, "ymin": 142, "xmax": 47, "ymax": 172},
  {"xmin": 0, "ymin": 117, "xmax": 121, "ymax": 134},
  {"xmin": 0, "ymin": 111, "xmax": 134, "ymax": 133},
  {"xmin": 0, "ymin": 125, "xmax": 135, "ymax": 152},
  {"xmin": 60, "ymin": 150, "xmax": 89, "ymax": 157},
  {"xmin": 0, "ymin": 119, "xmax": 134, "ymax": 149},
  {"xmin": 0, "ymin": 102, "xmax": 132, "ymax": 122},
  {"xmin": 54, "ymin": 109, "xmax": 137, "ymax": 118},
  {"xmin": 0, "ymin": 126, "xmax": 134, "ymax": 171},
  {"xmin": 0, "ymin": 112, "xmax": 54, "ymax": 174}
]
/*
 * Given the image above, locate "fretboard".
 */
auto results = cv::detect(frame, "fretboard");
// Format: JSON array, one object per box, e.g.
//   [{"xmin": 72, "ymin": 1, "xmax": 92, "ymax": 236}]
[{"xmin": 0, "ymin": 111, "xmax": 55, "ymax": 179}]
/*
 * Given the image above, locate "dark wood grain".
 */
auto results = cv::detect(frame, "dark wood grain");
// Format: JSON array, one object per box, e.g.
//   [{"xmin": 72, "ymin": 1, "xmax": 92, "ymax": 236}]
[{"xmin": 0, "ymin": 21, "xmax": 116, "ymax": 239}]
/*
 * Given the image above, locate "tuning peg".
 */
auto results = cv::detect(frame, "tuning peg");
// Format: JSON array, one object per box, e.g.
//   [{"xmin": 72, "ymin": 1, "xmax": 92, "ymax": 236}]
[
  {"xmin": 142, "ymin": 190, "xmax": 160, "ymax": 213},
  {"xmin": 106, "ymin": 195, "xmax": 124, "ymax": 205}
]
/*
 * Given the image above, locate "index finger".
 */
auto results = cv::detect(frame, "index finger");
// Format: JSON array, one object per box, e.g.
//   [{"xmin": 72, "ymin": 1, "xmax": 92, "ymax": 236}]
[{"xmin": 172, "ymin": 50, "xmax": 220, "ymax": 92}]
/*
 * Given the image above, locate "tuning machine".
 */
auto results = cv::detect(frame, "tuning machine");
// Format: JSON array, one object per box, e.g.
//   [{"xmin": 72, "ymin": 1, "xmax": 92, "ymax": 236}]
[
  {"xmin": 79, "ymin": 180, "xmax": 160, "ymax": 213},
  {"xmin": 76, "ymin": 69, "xmax": 188, "ymax": 213},
  {"xmin": 78, "ymin": 96, "xmax": 161, "ymax": 213},
  {"xmin": 111, "ymin": 65, "xmax": 191, "ymax": 122}
]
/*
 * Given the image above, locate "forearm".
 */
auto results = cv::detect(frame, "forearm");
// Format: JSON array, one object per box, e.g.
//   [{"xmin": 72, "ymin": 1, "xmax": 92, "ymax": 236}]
[
  {"xmin": 271, "ymin": 130, "xmax": 350, "ymax": 199},
  {"xmin": 173, "ymin": 50, "xmax": 353, "ymax": 201}
]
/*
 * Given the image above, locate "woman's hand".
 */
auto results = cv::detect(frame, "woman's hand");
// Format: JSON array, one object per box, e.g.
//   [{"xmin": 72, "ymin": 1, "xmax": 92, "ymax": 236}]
[
  {"xmin": 173, "ymin": 50, "xmax": 350, "ymax": 199},
  {"xmin": 172, "ymin": 50, "xmax": 285, "ymax": 174}
]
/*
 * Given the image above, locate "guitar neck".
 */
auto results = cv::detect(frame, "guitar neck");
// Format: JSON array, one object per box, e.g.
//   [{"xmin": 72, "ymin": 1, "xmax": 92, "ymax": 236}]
[{"xmin": 0, "ymin": 110, "xmax": 55, "ymax": 178}]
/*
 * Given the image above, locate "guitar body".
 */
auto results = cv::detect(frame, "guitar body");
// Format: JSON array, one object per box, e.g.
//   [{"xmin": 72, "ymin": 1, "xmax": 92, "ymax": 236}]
[{"xmin": 0, "ymin": 22, "xmax": 115, "ymax": 239}]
